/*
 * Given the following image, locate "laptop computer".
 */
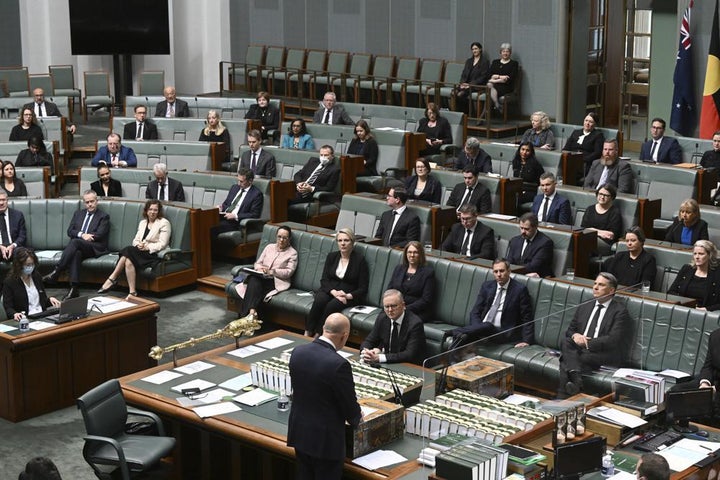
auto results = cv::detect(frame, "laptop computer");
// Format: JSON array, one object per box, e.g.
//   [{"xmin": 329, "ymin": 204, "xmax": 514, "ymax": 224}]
[{"xmin": 44, "ymin": 296, "xmax": 90, "ymax": 324}]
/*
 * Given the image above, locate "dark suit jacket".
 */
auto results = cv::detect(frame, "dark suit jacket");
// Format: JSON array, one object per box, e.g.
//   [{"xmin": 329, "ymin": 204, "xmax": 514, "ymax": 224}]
[
  {"xmin": 459, "ymin": 56, "xmax": 490, "ymax": 86},
  {"xmin": 244, "ymin": 103, "xmax": 280, "ymax": 132},
  {"xmin": 375, "ymin": 208, "xmax": 421, "ymax": 248},
  {"xmin": 583, "ymin": 159, "xmax": 635, "ymax": 194},
  {"xmin": 640, "ymin": 136, "xmax": 682, "ymax": 164},
  {"xmin": 122, "ymin": 121, "xmax": 158, "ymax": 141},
  {"xmin": 360, "ymin": 310, "xmax": 426, "ymax": 364},
  {"xmin": 146, "ymin": 177, "xmax": 185, "ymax": 202},
  {"xmin": 2, "ymin": 271, "xmax": 52, "ymax": 318},
  {"xmin": 318, "ymin": 250, "xmax": 369, "ymax": 302},
  {"xmin": 446, "ymin": 181, "xmax": 492, "ymax": 214},
  {"xmin": 387, "ymin": 264, "xmax": 436, "ymax": 323},
  {"xmin": 506, "ymin": 231, "xmax": 554, "ymax": 277},
  {"xmin": 15, "ymin": 149, "xmax": 54, "ymax": 174},
  {"xmin": 531, "ymin": 193, "xmax": 572, "ymax": 225},
  {"xmin": 700, "ymin": 328, "xmax": 720, "ymax": 387},
  {"xmin": 23, "ymin": 101, "xmax": 62, "ymax": 117},
  {"xmin": 67, "ymin": 208, "xmax": 110, "ymax": 254},
  {"xmin": 563, "ymin": 128, "xmax": 605, "ymax": 165},
  {"xmin": 287, "ymin": 338, "xmax": 362, "ymax": 460},
  {"xmin": 442, "ymin": 221, "xmax": 496, "ymax": 260},
  {"xmin": 457, "ymin": 278, "xmax": 534, "ymax": 344},
  {"xmin": 564, "ymin": 297, "xmax": 633, "ymax": 366},
  {"xmin": 454, "ymin": 148, "xmax": 493, "ymax": 173},
  {"xmin": 404, "ymin": 174, "xmax": 442, "ymax": 204},
  {"xmin": 154, "ymin": 99, "xmax": 190, "ymax": 117},
  {"xmin": 91, "ymin": 145, "xmax": 137, "ymax": 167},
  {"xmin": 668, "ymin": 265, "xmax": 720, "ymax": 311},
  {"xmin": 293, "ymin": 158, "xmax": 340, "ymax": 193},
  {"xmin": 90, "ymin": 178, "xmax": 122, "ymax": 197},
  {"xmin": 664, "ymin": 218, "xmax": 709, "ymax": 245},
  {"xmin": 0, "ymin": 208, "xmax": 27, "ymax": 247},
  {"xmin": 240, "ymin": 149, "xmax": 276, "ymax": 177},
  {"xmin": 312, "ymin": 105, "xmax": 354, "ymax": 125},
  {"xmin": 219, "ymin": 184, "xmax": 263, "ymax": 221}
]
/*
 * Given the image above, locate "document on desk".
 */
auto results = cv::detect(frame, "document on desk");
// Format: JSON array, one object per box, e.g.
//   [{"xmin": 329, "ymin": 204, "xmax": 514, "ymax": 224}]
[
  {"xmin": 175, "ymin": 360, "xmax": 215, "ymax": 375},
  {"xmin": 607, "ymin": 471, "xmax": 636, "ymax": 480},
  {"xmin": 657, "ymin": 438, "xmax": 718, "ymax": 472},
  {"xmin": 141, "ymin": 370, "xmax": 183, "ymax": 385},
  {"xmin": 0, "ymin": 323, "xmax": 15, "ymax": 333},
  {"xmin": 233, "ymin": 388, "xmax": 278, "ymax": 406},
  {"xmin": 227, "ymin": 344, "xmax": 265, "ymax": 358},
  {"xmin": 192, "ymin": 401, "xmax": 241, "ymax": 419},
  {"xmin": 171, "ymin": 379, "xmax": 216, "ymax": 394},
  {"xmin": 199, "ymin": 388, "xmax": 236, "ymax": 404},
  {"xmin": 255, "ymin": 337, "xmax": 294, "ymax": 350},
  {"xmin": 587, "ymin": 406, "xmax": 647, "ymax": 428},
  {"xmin": 352, "ymin": 449, "xmax": 408, "ymax": 470},
  {"xmin": 29, "ymin": 320, "xmax": 55, "ymax": 330},
  {"xmin": 219, "ymin": 372, "xmax": 253, "ymax": 391}
]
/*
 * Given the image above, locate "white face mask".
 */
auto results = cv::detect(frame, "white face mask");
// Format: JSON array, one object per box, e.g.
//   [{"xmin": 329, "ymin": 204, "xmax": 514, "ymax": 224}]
[
  {"xmin": 23, "ymin": 265, "xmax": 34, "ymax": 276},
  {"xmin": 319, "ymin": 156, "xmax": 330, "ymax": 165}
]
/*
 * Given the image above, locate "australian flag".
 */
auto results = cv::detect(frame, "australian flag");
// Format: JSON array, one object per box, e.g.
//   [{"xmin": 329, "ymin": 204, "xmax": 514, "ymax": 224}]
[{"xmin": 671, "ymin": 0, "xmax": 695, "ymax": 136}]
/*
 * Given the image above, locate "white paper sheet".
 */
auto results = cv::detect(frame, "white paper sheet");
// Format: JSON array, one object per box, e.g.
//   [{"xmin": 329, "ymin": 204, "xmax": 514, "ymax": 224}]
[
  {"xmin": 227, "ymin": 345, "xmax": 265, "ymax": 358},
  {"xmin": 256, "ymin": 337, "xmax": 294, "ymax": 349},
  {"xmin": 198, "ymin": 388, "xmax": 236, "ymax": 404},
  {"xmin": 29, "ymin": 320, "xmax": 55, "ymax": 330},
  {"xmin": 171, "ymin": 379, "xmax": 216, "ymax": 393},
  {"xmin": 175, "ymin": 361, "xmax": 215, "ymax": 374},
  {"xmin": 219, "ymin": 373, "xmax": 253, "ymax": 391},
  {"xmin": 141, "ymin": 370, "xmax": 183, "ymax": 385},
  {"xmin": 657, "ymin": 442, "xmax": 708, "ymax": 472},
  {"xmin": 233, "ymin": 388, "xmax": 278, "ymax": 406},
  {"xmin": 607, "ymin": 471, "xmax": 637, "ymax": 480},
  {"xmin": 588, "ymin": 406, "xmax": 647, "ymax": 428},
  {"xmin": 348, "ymin": 305, "xmax": 378, "ymax": 314},
  {"xmin": 0, "ymin": 323, "xmax": 16, "ymax": 333},
  {"xmin": 95, "ymin": 301, "xmax": 135, "ymax": 313},
  {"xmin": 503, "ymin": 394, "xmax": 539, "ymax": 405},
  {"xmin": 192, "ymin": 402, "xmax": 241, "ymax": 418},
  {"xmin": 352, "ymin": 449, "xmax": 407, "ymax": 470},
  {"xmin": 35, "ymin": 250, "xmax": 61, "ymax": 259},
  {"xmin": 337, "ymin": 350, "xmax": 354, "ymax": 359}
]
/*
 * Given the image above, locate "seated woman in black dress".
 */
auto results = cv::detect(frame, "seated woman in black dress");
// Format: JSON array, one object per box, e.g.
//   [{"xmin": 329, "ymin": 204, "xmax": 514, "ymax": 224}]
[
  {"xmin": 234, "ymin": 225, "xmax": 298, "ymax": 318},
  {"xmin": 198, "ymin": 110, "xmax": 231, "ymax": 163},
  {"xmin": 417, "ymin": 102, "xmax": 453, "ymax": 157},
  {"xmin": 602, "ymin": 226, "xmax": 657, "ymax": 290},
  {"xmin": 305, "ymin": 228, "xmax": 368, "ymax": 337},
  {"xmin": 562, "ymin": 112, "xmax": 605, "ymax": 175},
  {"xmin": 455, "ymin": 41, "xmax": 489, "ymax": 113},
  {"xmin": 15, "ymin": 136, "xmax": 54, "ymax": 174},
  {"xmin": 98, "ymin": 200, "xmax": 171, "ymax": 299},
  {"xmin": 404, "ymin": 157, "xmax": 442, "ymax": 204},
  {"xmin": 3, "ymin": 247, "xmax": 60, "ymax": 320},
  {"xmin": 9, "ymin": 108, "xmax": 43, "ymax": 142},
  {"xmin": 348, "ymin": 119, "xmax": 379, "ymax": 176},
  {"xmin": 387, "ymin": 241, "xmax": 436, "ymax": 323},
  {"xmin": 1, "ymin": 161, "xmax": 28, "ymax": 197},
  {"xmin": 244, "ymin": 91, "xmax": 280, "ymax": 143},
  {"xmin": 485, "ymin": 43, "xmax": 519, "ymax": 115},
  {"xmin": 581, "ymin": 183, "xmax": 623, "ymax": 256},
  {"xmin": 664, "ymin": 199, "xmax": 709, "ymax": 246},
  {"xmin": 668, "ymin": 240, "xmax": 720, "ymax": 311},
  {"xmin": 512, "ymin": 141, "xmax": 545, "ymax": 204}
]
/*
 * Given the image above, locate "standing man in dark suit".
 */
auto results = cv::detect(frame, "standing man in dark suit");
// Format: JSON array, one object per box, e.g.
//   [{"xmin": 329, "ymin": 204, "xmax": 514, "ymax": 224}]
[
  {"xmin": 696, "ymin": 328, "xmax": 720, "ymax": 409},
  {"xmin": 450, "ymin": 258, "xmax": 534, "ymax": 346},
  {"xmin": 312, "ymin": 91, "xmax": 354, "ymax": 125},
  {"xmin": 154, "ymin": 86, "xmax": 190, "ymax": 117},
  {"xmin": 91, "ymin": 133, "xmax": 137, "ymax": 168},
  {"xmin": 454, "ymin": 137, "xmax": 493, "ymax": 173},
  {"xmin": 211, "ymin": 167, "xmax": 263, "ymax": 236},
  {"xmin": 123, "ymin": 105, "xmax": 158, "ymax": 141},
  {"xmin": 506, "ymin": 213, "xmax": 554, "ymax": 277},
  {"xmin": 442, "ymin": 205, "xmax": 496, "ymax": 260},
  {"xmin": 287, "ymin": 313, "xmax": 362, "ymax": 480},
  {"xmin": 532, "ymin": 172, "xmax": 572, "ymax": 225},
  {"xmin": 559, "ymin": 272, "xmax": 633, "ymax": 397},
  {"xmin": 583, "ymin": 139, "xmax": 635, "ymax": 194},
  {"xmin": 639, "ymin": 118, "xmax": 682, "ymax": 165},
  {"xmin": 446, "ymin": 166, "xmax": 492, "ymax": 215},
  {"xmin": 24, "ymin": 88, "xmax": 76, "ymax": 134},
  {"xmin": 239, "ymin": 129, "xmax": 276, "ymax": 177},
  {"xmin": 146, "ymin": 162, "xmax": 185, "ymax": 202},
  {"xmin": 290, "ymin": 145, "xmax": 341, "ymax": 204},
  {"xmin": 360, "ymin": 289, "xmax": 426, "ymax": 365},
  {"xmin": 0, "ymin": 190, "xmax": 27, "ymax": 261},
  {"xmin": 375, "ymin": 187, "xmax": 420, "ymax": 248},
  {"xmin": 43, "ymin": 190, "xmax": 110, "ymax": 300},
  {"xmin": 90, "ymin": 165, "xmax": 123, "ymax": 197}
]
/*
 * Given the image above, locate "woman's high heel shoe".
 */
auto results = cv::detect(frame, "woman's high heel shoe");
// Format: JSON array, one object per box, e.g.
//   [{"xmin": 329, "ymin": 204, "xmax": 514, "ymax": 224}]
[{"xmin": 97, "ymin": 277, "xmax": 118, "ymax": 294}]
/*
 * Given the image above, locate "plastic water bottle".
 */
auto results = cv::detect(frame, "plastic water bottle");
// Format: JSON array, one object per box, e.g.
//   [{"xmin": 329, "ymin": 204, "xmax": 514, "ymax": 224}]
[
  {"xmin": 18, "ymin": 312, "xmax": 29, "ymax": 332},
  {"xmin": 601, "ymin": 451, "xmax": 615, "ymax": 477},
  {"xmin": 277, "ymin": 388, "xmax": 289, "ymax": 412}
]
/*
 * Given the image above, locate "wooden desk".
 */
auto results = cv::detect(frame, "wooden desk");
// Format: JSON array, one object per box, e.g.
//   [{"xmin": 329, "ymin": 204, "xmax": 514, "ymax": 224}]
[
  {"xmin": 120, "ymin": 330, "xmax": 436, "ymax": 480},
  {"xmin": 0, "ymin": 297, "xmax": 159, "ymax": 422}
]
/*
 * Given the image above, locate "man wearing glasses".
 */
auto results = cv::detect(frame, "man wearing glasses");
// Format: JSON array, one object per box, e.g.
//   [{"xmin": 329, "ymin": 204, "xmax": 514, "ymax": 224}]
[
  {"xmin": 639, "ymin": 118, "xmax": 681, "ymax": 164},
  {"xmin": 583, "ymin": 139, "xmax": 635, "ymax": 194},
  {"xmin": 123, "ymin": 105, "xmax": 158, "ymax": 141}
]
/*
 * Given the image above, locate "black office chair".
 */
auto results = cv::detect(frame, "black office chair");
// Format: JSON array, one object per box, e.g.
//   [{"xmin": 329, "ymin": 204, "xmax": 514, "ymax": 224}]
[{"xmin": 77, "ymin": 379, "xmax": 175, "ymax": 480}]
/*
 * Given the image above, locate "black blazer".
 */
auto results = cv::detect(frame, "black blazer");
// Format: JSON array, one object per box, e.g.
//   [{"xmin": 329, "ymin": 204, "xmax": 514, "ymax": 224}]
[
  {"xmin": 239, "ymin": 149, "xmax": 276, "ymax": 177},
  {"xmin": 374, "ymin": 208, "xmax": 421, "ymax": 248},
  {"xmin": 664, "ymin": 218, "xmax": 709, "ymax": 246},
  {"xmin": 459, "ymin": 56, "xmax": 490, "ymax": 86},
  {"xmin": 15, "ymin": 149, "xmax": 54, "ymax": 174},
  {"xmin": 1, "ymin": 208, "xmax": 27, "ymax": 247},
  {"xmin": 348, "ymin": 137, "xmax": 379, "ymax": 176},
  {"xmin": 360, "ymin": 310, "xmax": 426, "ymax": 364},
  {"xmin": 318, "ymin": 250, "xmax": 369, "ymax": 303},
  {"xmin": 386, "ymin": 264, "xmax": 436, "ymax": 322},
  {"xmin": 23, "ymin": 101, "xmax": 62, "ymax": 117},
  {"xmin": 312, "ymin": 105, "xmax": 354, "ymax": 125},
  {"xmin": 563, "ymin": 128, "xmax": 604, "ymax": 165},
  {"xmin": 699, "ymin": 328, "xmax": 720, "ymax": 387},
  {"xmin": 446, "ymin": 181, "xmax": 492, "ymax": 214},
  {"xmin": 244, "ymin": 103, "xmax": 280, "ymax": 132},
  {"xmin": 67, "ymin": 208, "xmax": 110, "ymax": 254},
  {"xmin": 531, "ymin": 193, "xmax": 572, "ymax": 225},
  {"xmin": 122, "ymin": 121, "xmax": 158, "ymax": 141},
  {"xmin": 506, "ymin": 231, "xmax": 554, "ymax": 277},
  {"xmin": 293, "ymin": 158, "xmax": 341, "ymax": 193},
  {"xmin": 442, "ymin": 222, "xmax": 496, "ymax": 260},
  {"xmin": 154, "ymin": 99, "xmax": 190, "ymax": 117},
  {"xmin": 602, "ymin": 250, "xmax": 657, "ymax": 288},
  {"xmin": 146, "ymin": 177, "xmax": 185, "ymax": 202},
  {"xmin": 2, "ymin": 271, "xmax": 52, "ymax": 318},
  {"xmin": 3, "ymin": 178, "xmax": 28, "ymax": 197},
  {"xmin": 90, "ymin": 178, "xmax": 122, "ymax": 197},
  {"xmin": 219, "ymin": 184, "xmax": 264, "ymax": 221},
  {"xmin": 668, "ymin": 265, "xmax": 720, "ymax": 311},
  {"xmin": 455, "ymin": 148, "xmax": 493, "ymax": 173},
  {"xmin": 404, "ymin": 174, "xmax": 442, "ymax": 204},
  {"xmin": 564, "ymin": 298, "xmax": 633, "ymax": 366}
]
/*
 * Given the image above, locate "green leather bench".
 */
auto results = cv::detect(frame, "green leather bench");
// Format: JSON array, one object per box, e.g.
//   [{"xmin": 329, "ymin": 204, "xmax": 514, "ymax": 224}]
[
  {"xmin": 0, "ymin": 117, "xmax": 69, "ymax": 160},
  {"xmin": 0, "ymin": 96, "xmax": 71, "ymax": 119}
]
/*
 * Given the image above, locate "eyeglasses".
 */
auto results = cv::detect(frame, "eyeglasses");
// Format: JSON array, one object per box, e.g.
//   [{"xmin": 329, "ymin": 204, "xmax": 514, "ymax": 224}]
[{"xmin": 383, "ymin": 304, "xmax": 401, "ymax": 310}]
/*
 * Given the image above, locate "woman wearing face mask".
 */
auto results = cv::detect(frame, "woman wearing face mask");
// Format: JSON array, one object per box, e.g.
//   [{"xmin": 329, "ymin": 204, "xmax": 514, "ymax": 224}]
[{"xmin": 3, "ymin": 247, "xmax": 61, "ymax": 320}]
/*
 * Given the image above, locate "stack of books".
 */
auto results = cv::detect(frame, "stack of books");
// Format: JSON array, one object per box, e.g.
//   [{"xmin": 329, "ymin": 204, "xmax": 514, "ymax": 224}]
[
  {"xmin": 435, "ymin": 390, "xmax": 551, "ymax": 430},
  {"xmin": 435, "ymin": 439, "xmax": 510, "ymax": 480},
  {"xmin": 250, "ymin": 357, "xmax": 291, "ymax": 393},
  {"xmin": 611, "ymin": 369, "xmax": 666, "ymax": 414}
]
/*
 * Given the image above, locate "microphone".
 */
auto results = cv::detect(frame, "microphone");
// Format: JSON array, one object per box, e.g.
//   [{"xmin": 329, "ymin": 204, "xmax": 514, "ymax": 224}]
[
  {"xmin": 39, "ymin": 118, "xmax": 47, "ymax": 140},
  {"xmin": 241, "ymin": 98, "xmax": 246, "ymax": 117},
  {"xmin": 560, "ymin": 127, "xmax": 565, "ymax": 148},
  {"xmin": 438, "ymin": 226, "xmax": 446, "ymax": 257},
  {"xmin": 195, "ymin": 96, "xmax": 200, "ymax": 118},
  {"xmin": 352, "ymin": 210, "xmax": 358, "ymax": 236},
  {"xmin": 368, "ymin": 362, "xmax": 404, "ymax": 406},
  {"xmin": 191, "ymin": 181, "xmax": 196, "ymax": 208},
  {"xmin": 361, "ymin": 106, "xmax": 365, "ymax": 119}
]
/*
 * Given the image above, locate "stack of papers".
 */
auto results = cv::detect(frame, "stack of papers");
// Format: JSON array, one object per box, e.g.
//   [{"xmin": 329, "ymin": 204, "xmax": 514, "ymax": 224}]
[
  {"xmin": 586, "ymin": 406, "xmax": 647, "ymax": 428},
  {"xmin": 233, "ymin": 388, "xmax": 278, "ymax": 406}
]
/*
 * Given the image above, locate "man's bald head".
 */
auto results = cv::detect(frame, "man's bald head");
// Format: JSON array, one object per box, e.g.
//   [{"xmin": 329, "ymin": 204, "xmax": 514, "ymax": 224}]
[{"xmin": 322, "ymin": 313, "xmax": 351, "ymax": 350}]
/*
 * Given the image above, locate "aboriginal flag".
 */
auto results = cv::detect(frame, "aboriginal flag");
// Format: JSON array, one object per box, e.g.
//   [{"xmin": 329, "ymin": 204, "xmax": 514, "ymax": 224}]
[{"xmin": 700, "ymin": 0, "xmax": 720, "ymax": 138}]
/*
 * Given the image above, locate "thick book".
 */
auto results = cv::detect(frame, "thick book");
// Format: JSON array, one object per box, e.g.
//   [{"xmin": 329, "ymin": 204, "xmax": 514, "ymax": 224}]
[
  {"xmin": 429, "ymin": 432, "xmax": 474, "ymax": 451},
  {"xmin": 435, "ymin": 451, "xmax": 478, "ymax": 480},
  {"xmin": 614, "ymin": 398, "xmax": 658, "ymax": 416}
]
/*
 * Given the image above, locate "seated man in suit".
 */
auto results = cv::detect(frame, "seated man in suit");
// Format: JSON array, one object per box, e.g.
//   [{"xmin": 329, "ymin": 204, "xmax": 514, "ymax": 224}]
[
  {"xmin": 154, "ymin": 86, "xmax": 190, "ymax": 117},
  {"xmin": 454, "ymin": 137, "xmax": 493, "ymax": 173},
  {"xmin": 450, "ymin": 258, "xmax": 534, "ymax": 347},
  {"xmin": 90, "ymin": 165, "xmax": 122, "ymax": 197},
  {"xmin": 0, "ymin": 190, "xmax": 27, "ymax": 261},
  {"xmin": 375, "ymin": 187, "xmax": 420, "ymax": 248},
  {"xmin": 446, "ymin": 166, "xmax": 492, "ymax": 215},
  {"xmin": 360, "ymin": 289, "xmax": 426, "ymax": 365},
  {"xmin": 146, "ymin": 162, "xmax": 185, "ymax": 202},
  {"xmin": 239, "ymin": 129, "xmax": 276, "ymax": 177},
  {"xmin": 43, "ymin": 190, "xmax": 110, "ymax": 300},
  {"xmin": 532, "ymin": 172, "xmax": 572, "ymax": 225},
  {"xmin": 559, "ymin": 272, "xmax": 633, "ymax": 397},
  {"xmin": 24, "ymin": 87, "xmax": 76, "ymax": 134},
  {"xmin": 506, "ymin": 213, "xmax": 554, "ymax": 277},
  {"xmin": 312, "ymin": 91, "xmax": 354, "ymax": 125},
  {"xmin": 211, "ymin": 167, "xmax": 263, "ymax": 236},
  {"xmin": 583, "ymin": 139, "xmax": 635, "ymax": 194},
  {"xmin": 441, "ymin": 205, "xmax": 495, "ymax": 260},
  {"xmin": 290, "ymin": 145, "xmax": 341, "ymax": 204},
  {"xmin": 123, "ymin": 104, "xmax": 158, "ymax": 141},
  {"xmin": 91, "ymin": 133, "xmax": 137, "ymax": 168},
  {"xmin": 639, "ymin": 118, "xmax": 682, "ymax": 165}
]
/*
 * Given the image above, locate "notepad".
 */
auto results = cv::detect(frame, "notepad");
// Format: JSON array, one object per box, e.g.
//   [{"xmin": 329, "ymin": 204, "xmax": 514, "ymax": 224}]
[{"xmin": 233, "ymin": 388, "xmax": 278, "ymax": 407}]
